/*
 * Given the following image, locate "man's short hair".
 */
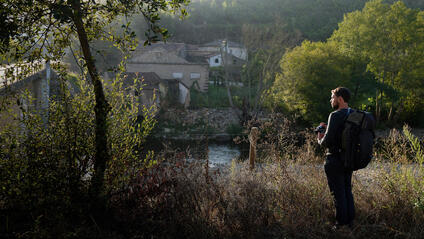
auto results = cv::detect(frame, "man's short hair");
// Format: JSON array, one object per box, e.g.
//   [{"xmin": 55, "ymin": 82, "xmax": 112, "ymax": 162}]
[{"xmin": 332, "ymin": 87, "xmax": 351, "ymax": 103}]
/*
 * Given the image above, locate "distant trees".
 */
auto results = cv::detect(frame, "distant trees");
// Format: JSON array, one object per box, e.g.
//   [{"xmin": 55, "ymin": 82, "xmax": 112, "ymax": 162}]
[
  {"xmin": 158, "ymin": 0, "xmax": 373, "ymax": 44},
  {"xmin": 241, "ymin": 22, "xmax": 303, "ymax": 114},
  {"xmin": 267, "ymin": 0, "xmax": 424, "ymax": 126}
]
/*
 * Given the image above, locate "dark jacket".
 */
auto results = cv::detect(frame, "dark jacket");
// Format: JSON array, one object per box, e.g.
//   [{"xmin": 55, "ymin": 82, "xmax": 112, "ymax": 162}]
[{"xmin": 318, "ymin": 108, "xmax": 350, "ymax": 155}]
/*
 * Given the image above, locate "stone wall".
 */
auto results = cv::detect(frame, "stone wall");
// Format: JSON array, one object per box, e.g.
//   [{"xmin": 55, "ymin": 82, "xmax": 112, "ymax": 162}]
[{"xmin": 161, "ymin": 108, "xmax": 240, "ymax": 132}]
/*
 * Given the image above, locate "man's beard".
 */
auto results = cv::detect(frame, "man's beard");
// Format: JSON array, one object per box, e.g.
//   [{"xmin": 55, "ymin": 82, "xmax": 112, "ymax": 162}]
[{"xmin": 332, "ymin": 102, "xmax": 339, "ymax": 110}]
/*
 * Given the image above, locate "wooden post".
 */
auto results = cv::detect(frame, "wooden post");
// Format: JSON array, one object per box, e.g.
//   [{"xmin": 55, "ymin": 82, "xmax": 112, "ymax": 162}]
[{"xmin": 249, "ymin": 127, "xmax": 259, "ymax": 170}]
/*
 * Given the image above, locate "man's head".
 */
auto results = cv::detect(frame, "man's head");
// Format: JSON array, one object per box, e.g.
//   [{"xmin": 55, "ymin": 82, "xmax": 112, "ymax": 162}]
[{"xmin": 330, "ymin": 87, "xmax": 351, "ymax": 110}]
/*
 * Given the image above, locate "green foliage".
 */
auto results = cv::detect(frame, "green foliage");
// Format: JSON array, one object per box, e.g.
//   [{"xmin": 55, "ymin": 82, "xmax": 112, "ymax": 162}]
[
  {"xmin": 0, "ymin": 72, "xmax": 156, "ymax": 235},
  {"xmin": 266, "ymin": 40, "xmax": 374, "ymax": 123},
  {"xmin": 330, "ymin": 0, "xmax": 424, "ymax": 123},
  {"xmin": 158, "ymin": 0, "xmax": 373, "ymax": 44},
  {"xmin": 380, "ymin": 127, "xmax": 424, "ymax": 216},
  {"xmin": 1, "ymin": 0, "xmax": 190, "ymax": 211},
  {"xmin": 403, "ymin": 125, "xmax": 424, "ymax": 165},
  {"xmin": 103, "ymin": 73, "xmax": 158, "ymax": 191},
  {"xmin": 267, "ymin": 0, "xmax": 424, "ymax": 125},
  {"xmin": 225, "ymin": 123, "xmax": 243, "ymax": 138}
]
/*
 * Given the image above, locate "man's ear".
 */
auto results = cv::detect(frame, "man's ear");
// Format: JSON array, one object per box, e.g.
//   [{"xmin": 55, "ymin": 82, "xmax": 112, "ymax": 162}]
[{"xmin": 338, "ymin": 96, "xmax": 345, "ymax": 105}]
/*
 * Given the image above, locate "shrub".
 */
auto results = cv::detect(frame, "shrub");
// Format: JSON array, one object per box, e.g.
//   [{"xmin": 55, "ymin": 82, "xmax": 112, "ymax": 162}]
[
  {"xmin": 236, "ymin": 113, "xmax": 323, "ymax": 163},
  {"xmin": 0, "ymin": 71, "xmax": 156, "ymax": 237}
]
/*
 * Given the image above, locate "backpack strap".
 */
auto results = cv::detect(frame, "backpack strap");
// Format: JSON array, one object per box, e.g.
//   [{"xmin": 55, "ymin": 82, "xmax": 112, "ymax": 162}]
[
  {"xmin": 338, "ymin": 108, "xmax": 353, "ymax": 154},
  {"xmin": 344, "ymin": 108, "xmax": 352, "ymax": 121}
]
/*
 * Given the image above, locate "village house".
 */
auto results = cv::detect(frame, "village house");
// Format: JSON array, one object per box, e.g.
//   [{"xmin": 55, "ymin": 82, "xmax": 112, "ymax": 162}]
[
  {"xmin": 122, "ymin": 40, "xmax": 248, "ymax": 108},
  {"xmin": 104, "ymin": 71, "xmax": 191, "ymax": 109},
  {"xmin": 198, "ymin": 40, "xmax": 248, "ymax": 62},
  {"xmin": 193, "ymin": 40, "xmax": 247, "ymax": 83},
  {"xmin": 126, "ymin": 42, "xmax": 209, "ymax": 93}
]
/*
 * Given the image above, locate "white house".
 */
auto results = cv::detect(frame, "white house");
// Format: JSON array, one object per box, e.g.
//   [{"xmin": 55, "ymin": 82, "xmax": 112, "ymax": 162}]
[
  {"xmin": 207, "ymin": 54, "xmax": 222, "ymax": 67},
  {"xmin": 206, "ymin": 52, "xmax": 246, "ymax": 69},
  {"xmin": 199, "ymin": 40, "xmax": 248, "ymax": 61},
  {"xmin": 178, "ymin": 81, "xmax": 190, "ymax": 108}
]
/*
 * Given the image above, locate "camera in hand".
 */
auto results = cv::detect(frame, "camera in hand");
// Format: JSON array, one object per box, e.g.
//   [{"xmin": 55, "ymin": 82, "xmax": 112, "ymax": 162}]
[{"xmin": 314, "ymin": 125, "xmax": 326, "ymax": 133}]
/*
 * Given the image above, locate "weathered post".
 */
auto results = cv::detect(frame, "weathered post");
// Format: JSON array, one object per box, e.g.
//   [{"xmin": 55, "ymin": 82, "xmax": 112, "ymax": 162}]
[{"xmin": 249, "ymin": 127, "xmax": 259, "ymax": 170}]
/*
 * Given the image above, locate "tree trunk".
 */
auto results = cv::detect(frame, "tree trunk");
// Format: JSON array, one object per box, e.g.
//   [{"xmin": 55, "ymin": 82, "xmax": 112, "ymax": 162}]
[
  {"xmin": 387, "ymin": 73, "xmax": 396, "ymax": 123},
  {"xmin": 375, "ymin": 88, "xmax": 379, "ymax": 123},
  {"xmin": 253, "ymin": 54, "xmax": 270, "ymax": 113},
  {"xmin": 71, "ymin": 0, "xmax": 111, "ymax": 208},
  {"xmin": 220, "ymin": 43, "xmax": 234, "ymax": 108},
  {"xmin": 380, "ymin": 73, "xmax": 385, "ymax": 122}
]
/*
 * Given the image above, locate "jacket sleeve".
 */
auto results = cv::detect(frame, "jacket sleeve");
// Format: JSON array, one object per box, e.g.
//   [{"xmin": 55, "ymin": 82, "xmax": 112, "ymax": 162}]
[{"xmin": 318, "ymin": 112, "xmax": 337, "ymax": 148}]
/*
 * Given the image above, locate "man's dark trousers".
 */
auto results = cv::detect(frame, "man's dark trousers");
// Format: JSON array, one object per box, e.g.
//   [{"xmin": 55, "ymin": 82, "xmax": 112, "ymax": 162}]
[{"xmin": 324, "ymin": 154, "xmax": 355, "ymax": 226}]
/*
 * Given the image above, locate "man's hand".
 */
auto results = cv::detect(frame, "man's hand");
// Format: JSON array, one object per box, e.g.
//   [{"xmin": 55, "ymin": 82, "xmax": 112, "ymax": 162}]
[
  {"xmin": 317, "ymin": 122, "xmax": 327, "ymax": 140},
  {"xmin": 318, "ymin": 132, "xmax": 325, "ymax": 140}
]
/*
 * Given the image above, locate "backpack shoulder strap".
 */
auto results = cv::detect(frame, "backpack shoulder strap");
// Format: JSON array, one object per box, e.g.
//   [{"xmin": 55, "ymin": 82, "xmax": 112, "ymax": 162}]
[{"xmin": 344, "ymin": 108, "xmax": 352, "ymax": 121}]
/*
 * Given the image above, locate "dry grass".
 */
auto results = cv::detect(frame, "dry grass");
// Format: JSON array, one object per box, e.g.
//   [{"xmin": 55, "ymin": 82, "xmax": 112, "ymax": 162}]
[
  {"xmin": 4, "ymin": 120, "xmax": 420, "ymax": 238},
  {"xmin": 107, "ymin": 122, "xmax": 424, "ymax": 238},
  {"xmin": 111, "ymin": 145, "xmax": 424, "ymax": 238}
]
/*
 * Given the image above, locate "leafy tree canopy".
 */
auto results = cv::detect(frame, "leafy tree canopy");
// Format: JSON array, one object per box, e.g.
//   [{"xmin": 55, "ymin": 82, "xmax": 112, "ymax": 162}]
[
  {"xmin": 267, "ymin": 0, "xmax": 424, "ymax": 126},
  {"xmin": 330, "ymin": 0, "xmax": 424, "ymax": 123},
  {"xmin": 0, "ymin": 0, "xmax": 189, "ymax": 215}
]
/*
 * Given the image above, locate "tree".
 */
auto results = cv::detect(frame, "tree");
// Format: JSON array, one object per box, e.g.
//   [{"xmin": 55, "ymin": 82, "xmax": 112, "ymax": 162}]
[
  {"xmin": 157, "ymin": 0, "xmax": 371, "ymax": 44},
  {"xmin": 266, "ymin": 40, "xmax": 374, "ymax": 124},
  {"xmin": 241, "ymin": 22, "xmax": 303, "ymax": 116},
  {"xmin": 330, "ymin": 0, "xmax": 424, "ymax": 123},
  {"xmin": 267, "ymin": 0, "xmax": 424, "ymax": 126},
  {"xmin": 1, "ymin": 0, "xmax": 188, "ymax": 213}
]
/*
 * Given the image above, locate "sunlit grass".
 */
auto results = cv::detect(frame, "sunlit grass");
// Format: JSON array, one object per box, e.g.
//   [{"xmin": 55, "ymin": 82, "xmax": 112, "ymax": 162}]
[{"xmin": 112, "ymin": 125, "xmax": 424, "ymax": 238}]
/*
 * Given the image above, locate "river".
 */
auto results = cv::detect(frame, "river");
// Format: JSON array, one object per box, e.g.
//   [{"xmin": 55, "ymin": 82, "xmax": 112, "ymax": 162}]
[
  {"xmin": 144, "ymin": 137, "xmax": 247, "ymax": 167},
  {"xmin": 208, "ymin": 143, "xmax": 242, "ymax": 167}
]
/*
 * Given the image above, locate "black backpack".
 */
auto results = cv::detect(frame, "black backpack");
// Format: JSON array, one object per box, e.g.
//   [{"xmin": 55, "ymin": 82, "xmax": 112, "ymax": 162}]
[{"xmin": 341, "ymin": 109, "xmax": 376, "ymax": 171}]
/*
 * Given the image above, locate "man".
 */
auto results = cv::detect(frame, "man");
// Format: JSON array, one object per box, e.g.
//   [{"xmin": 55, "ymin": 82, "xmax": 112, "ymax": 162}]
[{"xmin": 317, "ymin": 87, "xmax": 354, "ymax": 230}]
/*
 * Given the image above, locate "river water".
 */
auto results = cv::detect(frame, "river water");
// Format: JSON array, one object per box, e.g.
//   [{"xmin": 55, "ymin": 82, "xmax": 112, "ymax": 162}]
[
  {"xmin": 208, "ymin": 143, "xmax": 241, "ymax": 167},
  {"xmin": 145, "ymin": 138, "xmax": 246, "ymax": 167}
]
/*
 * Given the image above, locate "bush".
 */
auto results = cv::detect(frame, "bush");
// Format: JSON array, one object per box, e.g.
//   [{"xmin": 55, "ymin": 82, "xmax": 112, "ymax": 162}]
[
  {"xmin": 190, "ymin": 84, "xmax": 260, "ymax": 109},
  {"xmin": 225, "ymin": 123, "xmax": 243, "ymax": 138},
  {"xmin": 0, "ymin": 71, "xmax": 156, "ymax": 238},
  {"xmin": 235, "ymin": 113, "xmax": 323, "ymax": 163}
]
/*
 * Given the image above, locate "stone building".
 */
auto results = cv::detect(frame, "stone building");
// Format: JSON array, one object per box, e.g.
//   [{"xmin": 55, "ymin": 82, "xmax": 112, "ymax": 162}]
[
  {"xmin": 0, "ymin": 61, "xmax": 58, "ymax": 126},
  {"xmin": 104, "ymin": 71, "xmax": 191, "ymax": 110},
  {"xmin": 126, "ymin": 42, "xmax": 209, "ymax": 93}
]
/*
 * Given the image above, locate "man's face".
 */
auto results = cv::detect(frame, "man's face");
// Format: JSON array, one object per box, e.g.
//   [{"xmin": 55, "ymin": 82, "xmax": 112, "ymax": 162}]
[{"xmin": 330, "ymin": 92, "xmax": 339, "ymax": 110}]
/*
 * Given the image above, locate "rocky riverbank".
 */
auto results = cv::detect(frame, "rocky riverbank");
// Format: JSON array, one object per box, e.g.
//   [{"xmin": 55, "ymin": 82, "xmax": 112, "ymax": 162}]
[{"xmin": 156, "ymin": 108, "xmax": 243, "ymax": 142}]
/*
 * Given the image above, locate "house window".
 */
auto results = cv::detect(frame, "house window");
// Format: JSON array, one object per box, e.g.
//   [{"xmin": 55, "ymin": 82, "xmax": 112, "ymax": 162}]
[
  {"xmin": 190, "ymin": 73, "xmax": 201, "ymax": 79},
  {"xmin": 214, "ymin": 58, "xmax": 219, "ymax": 63},
  {"xmin": 233, "ymin": 59, "xmax": 237, "ymax": 64},
  {"xmin": 172, "ymin": 72, "xmax": 183, "ymax": 79}
]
